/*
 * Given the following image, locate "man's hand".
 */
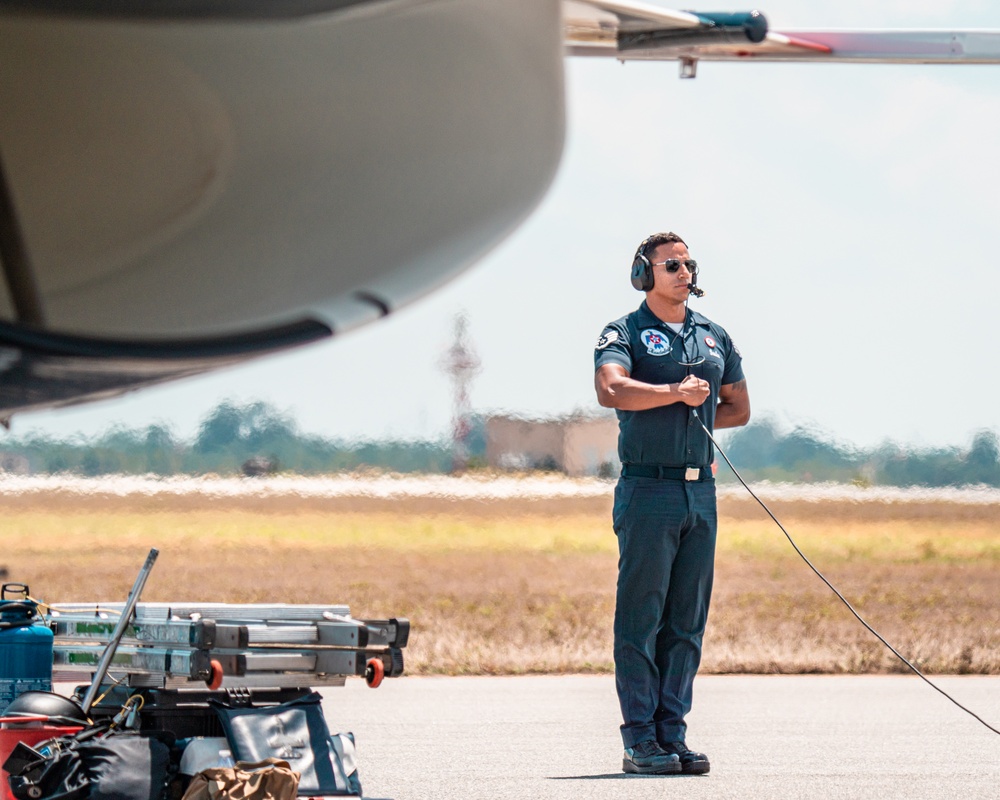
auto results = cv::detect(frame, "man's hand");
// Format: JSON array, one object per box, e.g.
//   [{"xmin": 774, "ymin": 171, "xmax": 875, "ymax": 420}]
[{"xmin": 677, "ymin": 374, "xmax": 710, "ymax": 406}]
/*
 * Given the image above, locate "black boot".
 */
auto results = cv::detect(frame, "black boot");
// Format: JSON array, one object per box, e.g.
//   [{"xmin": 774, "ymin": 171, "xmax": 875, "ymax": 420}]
[
  {"xmin": 659, "ymin": 741, "xmax": 710, "ymax": 775},
  {"xmin": 622, "ymin": 740, "xmax": 682, "ymax": 775}
]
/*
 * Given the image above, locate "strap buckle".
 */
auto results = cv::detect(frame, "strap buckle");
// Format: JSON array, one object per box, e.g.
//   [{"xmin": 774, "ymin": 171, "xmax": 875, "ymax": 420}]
[{"xmin": 684, "ymin": 467, "xmax": 700, "ymax": 481}]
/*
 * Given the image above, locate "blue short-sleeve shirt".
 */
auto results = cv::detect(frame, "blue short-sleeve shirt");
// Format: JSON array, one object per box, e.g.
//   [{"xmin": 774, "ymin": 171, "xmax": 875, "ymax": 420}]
[{"xmin": 594, "ymin": 301, "xmax": 744, "ymax": 467}]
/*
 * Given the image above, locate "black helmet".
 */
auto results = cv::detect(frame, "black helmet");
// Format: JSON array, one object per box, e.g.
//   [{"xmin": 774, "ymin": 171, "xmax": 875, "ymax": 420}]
[{"xmin": 3, "ymin": 692, "xmax": 88, "ymax": 726}]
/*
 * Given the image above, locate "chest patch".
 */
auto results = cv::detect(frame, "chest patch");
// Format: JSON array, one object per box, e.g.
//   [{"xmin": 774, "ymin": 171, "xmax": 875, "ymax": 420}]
[
  {"xmin": 640, "ymin": 328, "xmax": 671, "ymax": 356},
  {"xmin": 704, "ymin": 335, "xmax": 716, "ymax": 348}
]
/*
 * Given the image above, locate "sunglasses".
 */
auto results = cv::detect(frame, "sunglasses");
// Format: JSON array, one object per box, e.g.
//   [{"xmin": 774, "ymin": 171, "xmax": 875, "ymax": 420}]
[{"xmin": 650, "ymin": 258, "xmax": 698, "ymax": 275}]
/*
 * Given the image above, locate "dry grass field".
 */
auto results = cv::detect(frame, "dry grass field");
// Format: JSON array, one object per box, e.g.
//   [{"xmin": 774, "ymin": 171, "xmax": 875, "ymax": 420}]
[{"xmin": 1, "ymin": 483, "xmax": 998, "ymax": 676}]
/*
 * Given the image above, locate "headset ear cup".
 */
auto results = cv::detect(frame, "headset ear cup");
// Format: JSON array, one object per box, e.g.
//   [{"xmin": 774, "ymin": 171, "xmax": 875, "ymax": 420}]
[{"xmin": 630, "ymin": 255, "xmax": 653, "ymax": 292}]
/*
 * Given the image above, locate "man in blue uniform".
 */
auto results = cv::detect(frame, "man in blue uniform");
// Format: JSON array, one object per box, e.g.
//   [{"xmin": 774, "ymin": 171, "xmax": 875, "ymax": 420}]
[{"xmin": 594, "ymin": 232, "xmax": 750, "ymax": 775}]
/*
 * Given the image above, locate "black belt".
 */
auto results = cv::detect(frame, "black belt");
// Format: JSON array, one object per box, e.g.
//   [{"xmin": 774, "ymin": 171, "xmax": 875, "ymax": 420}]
[{"xmin": 621, "ymin": 464, "xmax": 712, "ymax": 481}]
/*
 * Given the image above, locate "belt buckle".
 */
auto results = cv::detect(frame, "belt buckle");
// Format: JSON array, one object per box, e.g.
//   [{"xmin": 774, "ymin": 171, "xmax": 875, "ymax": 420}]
[{"xmin": 684, "ymin": 467, "xmax": 700, "ymax": 481}]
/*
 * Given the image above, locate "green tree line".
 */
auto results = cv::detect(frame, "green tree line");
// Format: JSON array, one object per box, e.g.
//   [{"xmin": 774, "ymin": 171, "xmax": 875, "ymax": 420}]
[
  {"xmin": 1, "ymin": 401, "xmax": 998, "ymax": 487},
  {"xmin": 718, "ymin": 418, "xmax": 1000, "ymax": 487},
  {"xmin": 1, "ymin": 401, "xmax": 452, "ymax": 476}
]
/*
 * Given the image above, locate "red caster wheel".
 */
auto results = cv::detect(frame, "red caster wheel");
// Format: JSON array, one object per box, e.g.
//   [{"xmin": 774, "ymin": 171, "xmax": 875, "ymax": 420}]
[
  {"xmin": 365, "ymin": 658, "xmax": 385, "ymax": 688},
  {"xmin": 207, "ymin": 659, "xmax": 225, "ymax": 690}
]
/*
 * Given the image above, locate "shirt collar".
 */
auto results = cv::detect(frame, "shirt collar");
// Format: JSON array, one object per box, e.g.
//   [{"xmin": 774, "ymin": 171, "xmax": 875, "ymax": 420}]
[{"xmin": 637, "ymin": 301, "xmax": 711, "ymax": 330}]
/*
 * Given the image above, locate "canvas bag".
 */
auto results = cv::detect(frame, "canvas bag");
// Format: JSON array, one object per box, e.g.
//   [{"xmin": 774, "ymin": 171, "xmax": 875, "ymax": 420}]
[
  {"xmin": 180, "ymin": 758, "xmax": 299, "ymax": 800},
  {"xmin": 209, "ymin": 693, "xmax": 361, "ymax": 797}
]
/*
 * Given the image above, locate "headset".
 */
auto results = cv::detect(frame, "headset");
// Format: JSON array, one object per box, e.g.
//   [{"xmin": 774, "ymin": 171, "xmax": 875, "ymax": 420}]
[
  {"xmin": 629, "ymin": 236, "xmax": 656, "ymax": 292},
  {"xmin": 630, "ymin": 233, "xmax": 705, "ymax": 297}
]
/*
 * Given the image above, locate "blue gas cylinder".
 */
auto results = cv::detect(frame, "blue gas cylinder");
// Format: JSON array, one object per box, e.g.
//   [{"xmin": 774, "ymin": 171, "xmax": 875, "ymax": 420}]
[{"xmin": 0, "ymin": 584, "xmax": 54, "ymax": 715}]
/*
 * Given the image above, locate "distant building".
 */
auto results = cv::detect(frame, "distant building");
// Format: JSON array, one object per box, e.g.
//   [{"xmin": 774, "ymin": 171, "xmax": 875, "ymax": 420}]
[{"xmin": 485, "ymin": 412, "xmax": 619, "ymax": 477}]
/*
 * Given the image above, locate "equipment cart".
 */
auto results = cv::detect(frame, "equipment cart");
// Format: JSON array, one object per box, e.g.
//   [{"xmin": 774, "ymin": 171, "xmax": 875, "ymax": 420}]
[{"xmin": 3, "ymin": 600, "xmax": 408, "ymax": 800}]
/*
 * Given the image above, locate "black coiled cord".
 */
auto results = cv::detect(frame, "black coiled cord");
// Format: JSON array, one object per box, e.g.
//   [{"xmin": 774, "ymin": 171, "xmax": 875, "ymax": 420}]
[{"xmin": 694, "ymin": 408, "xmax": 1000, "ymax": 738}]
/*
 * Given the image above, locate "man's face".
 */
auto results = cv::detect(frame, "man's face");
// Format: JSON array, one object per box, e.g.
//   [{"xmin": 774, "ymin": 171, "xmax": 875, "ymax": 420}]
[{"xmin": 647, "ymin": 241, "xmax": 694, "ymax": 302}]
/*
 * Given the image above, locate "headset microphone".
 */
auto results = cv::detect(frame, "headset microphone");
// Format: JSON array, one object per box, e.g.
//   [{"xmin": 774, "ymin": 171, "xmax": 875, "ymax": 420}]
[{"xmin": 688, "ymin": 274, "xmax": 705, "ymax": 298}]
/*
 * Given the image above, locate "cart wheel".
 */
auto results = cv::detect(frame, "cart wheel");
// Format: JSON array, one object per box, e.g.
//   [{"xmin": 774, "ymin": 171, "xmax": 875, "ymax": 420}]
[
  {"xmin": 207, "ymin": 659, "xmax": 224, "ymax": 690},
  {"xmin": 364, "ymin": 658, "xmax": 384, "ymax": 688}
]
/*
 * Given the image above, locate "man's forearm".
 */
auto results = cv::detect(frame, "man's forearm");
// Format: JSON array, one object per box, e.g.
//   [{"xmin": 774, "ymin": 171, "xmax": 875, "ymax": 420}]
[
  {"xmin": 715, "ymin": 403, "xmax": 749, "ymax": 429},
  {"xmin": 597, "ymin": 365, "xmax": 712, "ymax": 411},
  {"xmin": 598, "ymin": 377, "xmax": 690, "ymax": 411}
]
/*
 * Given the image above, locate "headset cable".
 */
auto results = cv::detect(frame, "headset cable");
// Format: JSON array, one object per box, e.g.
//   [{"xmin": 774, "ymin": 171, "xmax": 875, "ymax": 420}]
[{"xmin": 693, "ymin": 408, "xmax": 1000, "ymax": 738}]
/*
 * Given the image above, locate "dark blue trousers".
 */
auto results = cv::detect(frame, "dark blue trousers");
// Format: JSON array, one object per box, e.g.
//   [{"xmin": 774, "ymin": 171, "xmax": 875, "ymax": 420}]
[{"xmin": 612, "ymin": 476, "xmax": 718, "ymax": 748}]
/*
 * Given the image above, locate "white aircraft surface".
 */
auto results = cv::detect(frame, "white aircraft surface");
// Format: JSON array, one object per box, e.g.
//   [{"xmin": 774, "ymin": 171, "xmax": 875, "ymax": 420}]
[{"xmin": 1, "ymin": 0, "xmax": 1000, "ymax": 418}]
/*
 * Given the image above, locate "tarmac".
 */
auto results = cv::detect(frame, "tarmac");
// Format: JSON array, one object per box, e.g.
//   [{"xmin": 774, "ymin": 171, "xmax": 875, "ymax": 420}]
[{"xmin": 323, "ymin": 674, "xmax": 1000, "ymax": 800}]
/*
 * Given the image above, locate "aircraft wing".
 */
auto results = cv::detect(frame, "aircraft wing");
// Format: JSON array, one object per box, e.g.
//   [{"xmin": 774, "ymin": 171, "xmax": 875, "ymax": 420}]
[
  {"xmin": 565, "ymin": 1, "xmax": 1000, "ymax": 77},
  {"xmin": 3, "ymin": 0, "xmax": 1000, "ymax": 422}
]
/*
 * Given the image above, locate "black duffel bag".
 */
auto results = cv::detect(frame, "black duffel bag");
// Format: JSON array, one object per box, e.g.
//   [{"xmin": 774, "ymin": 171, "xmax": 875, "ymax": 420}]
[{"xmin": 7, "ymin": 727, "xmax": 173, "ymax": 800}]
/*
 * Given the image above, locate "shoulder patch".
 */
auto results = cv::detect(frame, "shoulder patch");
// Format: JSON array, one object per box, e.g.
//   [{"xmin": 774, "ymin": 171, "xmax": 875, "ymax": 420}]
[{"xmin": 595, "ymin": 330, "xmax": 619, "ymax": 350}]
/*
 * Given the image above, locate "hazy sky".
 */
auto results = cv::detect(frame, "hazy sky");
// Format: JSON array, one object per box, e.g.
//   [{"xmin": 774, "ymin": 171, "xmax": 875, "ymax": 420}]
[{"xmin": 12, "ymin": 1, "xmax": 1000, "ymax": 450}]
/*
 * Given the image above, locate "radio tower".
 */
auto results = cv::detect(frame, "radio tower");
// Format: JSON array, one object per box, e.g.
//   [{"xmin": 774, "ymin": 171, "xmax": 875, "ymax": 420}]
[{"xmin": 442, "ymin": 312, "xmax": 481, "ymax": 472}]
